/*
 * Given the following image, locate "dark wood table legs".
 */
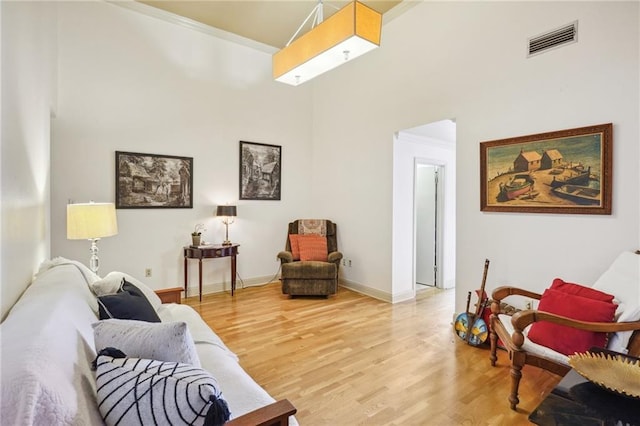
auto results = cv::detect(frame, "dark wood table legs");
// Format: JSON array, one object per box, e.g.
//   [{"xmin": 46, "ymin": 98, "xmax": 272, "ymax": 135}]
[{"xmin": 183, "ymin": 244, "xmax": 240, "ymax": 301}]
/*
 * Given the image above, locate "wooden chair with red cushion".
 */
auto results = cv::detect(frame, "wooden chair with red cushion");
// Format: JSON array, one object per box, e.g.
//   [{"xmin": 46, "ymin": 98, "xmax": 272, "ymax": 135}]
[
  {"xmin": 489, "ymin": 251, "xmax": 640, "ymax": 410},
  {"xmin": 277, "ymin": 219, "xmax": 343, "ymax": 297}
]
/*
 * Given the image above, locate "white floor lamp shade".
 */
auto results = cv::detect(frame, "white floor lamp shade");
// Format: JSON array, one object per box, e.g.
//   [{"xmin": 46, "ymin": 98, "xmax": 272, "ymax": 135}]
[{"xmin": 67, "ymin": 202, "xmax": 118, "ymax": 274}]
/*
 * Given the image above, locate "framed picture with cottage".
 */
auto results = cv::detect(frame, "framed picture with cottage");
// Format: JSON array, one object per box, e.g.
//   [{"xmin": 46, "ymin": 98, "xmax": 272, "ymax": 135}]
[
  {"xmin": 239, "ymin": 141, "xmax": 281, "ymax": 200},
  {"xmin": 480, "ymin": 123, "xmax": 612, "ymax": 215},
  {"xmin": 116, "ymin": 151, "xmax": 193, "ymax": 209}
]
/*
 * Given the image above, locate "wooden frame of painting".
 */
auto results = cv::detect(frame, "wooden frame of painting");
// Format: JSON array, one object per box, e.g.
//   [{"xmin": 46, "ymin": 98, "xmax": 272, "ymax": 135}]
[
  {"xmin": 116, "ymin": 151, "xmax": 193, "ymax": 209},
  {"xmin": 480, "ymin": 123, "xmax": 612, "ymax": 215},
  {"xmin": 239, "ymin": 141, "xmax": 282, "ymax": 200}
]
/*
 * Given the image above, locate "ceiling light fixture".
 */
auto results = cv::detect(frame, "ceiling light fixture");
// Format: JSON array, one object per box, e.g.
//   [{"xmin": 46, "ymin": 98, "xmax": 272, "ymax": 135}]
[{"xmin": 273, "ymin": 0, "xmax": 382, "ymax": 86}]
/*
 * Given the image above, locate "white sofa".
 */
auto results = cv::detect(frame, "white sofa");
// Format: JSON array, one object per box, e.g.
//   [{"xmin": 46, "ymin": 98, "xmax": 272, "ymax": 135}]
[{"xmin": 0, "ymin": 259, "xmax": 297, "ymax": 425}]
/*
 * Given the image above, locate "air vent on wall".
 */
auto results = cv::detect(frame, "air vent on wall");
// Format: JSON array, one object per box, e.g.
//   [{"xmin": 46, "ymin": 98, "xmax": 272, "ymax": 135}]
[{"xmin": 528, "ymin": 21, "xmax": 578, "ymax": 57}]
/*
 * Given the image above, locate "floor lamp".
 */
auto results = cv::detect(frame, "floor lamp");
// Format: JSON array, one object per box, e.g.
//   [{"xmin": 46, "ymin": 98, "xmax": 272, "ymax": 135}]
[{"xmin": 67, "ymin": 202, "xmax": 118, "ymax": 274}]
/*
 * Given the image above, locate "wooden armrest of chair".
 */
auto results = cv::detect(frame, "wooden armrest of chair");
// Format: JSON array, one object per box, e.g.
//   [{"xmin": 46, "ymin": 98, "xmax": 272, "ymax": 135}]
[
  {"xmin": 225, "ymin": 399, "xmax": 297, "ymax": 426},
  {"xmin": 491, "ymin": 286, "xmax": 542, "ymax": 303},
  {"xmin": 508, "ymin": 310, "xmax": 640, "ymax": 347}
]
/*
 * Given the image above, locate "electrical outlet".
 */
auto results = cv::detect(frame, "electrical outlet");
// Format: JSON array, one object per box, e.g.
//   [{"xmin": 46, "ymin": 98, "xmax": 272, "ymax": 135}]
[
  {"xmin": 145, "ymin": 268, "xmax": 152, "ymax": 277},
  {"xmin": 348, "ymin": 259, "xmax": 352, "ymax": 267},
  {"xmin": 342, "ymin": 259, "xmax": 346, "ymax": 266},
  {"xmin": 525, "ymin": 300, "xmax": 533, "ymax": 310}
]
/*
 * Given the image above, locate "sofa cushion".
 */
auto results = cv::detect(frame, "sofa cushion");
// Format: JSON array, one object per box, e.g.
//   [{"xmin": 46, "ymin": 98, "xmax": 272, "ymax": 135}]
[
  {"xmin": 281, "ymin": 261, "xmax": 336, "ymax": 279},
  {"xmin": 528, "ymin": 288, "xmax": 617, "ymax": 355},
  {"xmin": 298, "ymin": 235, "xmax": 328, "ymax": 261},
  {"xmin": 592, "ymin": 251, "xmax": 640, "ymax": 353},
  {"xmin": 0, "ymin": 263, "xmax": 103, "ymax": 425},
  {"xmin": 95, "ymin": 354, "xmax": 230, "ymax": 426},
  {"xmin": 97, "ymin": 280, "xmax": 161, "ymax": 322},
  {"xmin": 499, "ymin": 314, "xmax": 570, "ymax": 366},
  {"xmin": 288, "ymin": 234, "xmax": 301, "ymax": 260},
  {"xmin": 550, "ymin": 278, "xmax": 615, "ymax": 303},
  {"xmin": 92, "ymin": 271, "xmax": 163, "ymax": 310},
  {"xmin": 93, "ymin": 319, "xmax": 201, "ymax": 367}
]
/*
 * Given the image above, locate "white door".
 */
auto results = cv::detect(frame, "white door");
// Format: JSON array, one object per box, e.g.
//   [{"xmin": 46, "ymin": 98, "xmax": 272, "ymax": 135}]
[{"xmin": 416, "ymin": 165, "xmax": 438, "ymax": 286}]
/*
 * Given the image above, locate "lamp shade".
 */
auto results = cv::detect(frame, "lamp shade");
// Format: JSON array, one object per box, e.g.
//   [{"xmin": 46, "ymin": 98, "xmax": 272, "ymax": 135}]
[
  {"xmin": 273, "ymin": 1, "xmax": 382, "ymax": 86},
  {"xmin": 67, "ymin": 202, "xmax": 118, "ymax": 240},
  {"xmin": 216, "ymin": 205, "xmax": 237, "ymax": 217}
]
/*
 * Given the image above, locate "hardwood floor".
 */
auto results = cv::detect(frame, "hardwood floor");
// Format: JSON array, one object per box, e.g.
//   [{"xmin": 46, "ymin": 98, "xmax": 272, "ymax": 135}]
[{"xmin": 184, "ymin": 284, "xmax": 560, "ymax": 425}]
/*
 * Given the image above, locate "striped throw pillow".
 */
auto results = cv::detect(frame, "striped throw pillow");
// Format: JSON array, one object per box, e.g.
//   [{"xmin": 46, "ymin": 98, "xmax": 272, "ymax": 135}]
[
  {"xmin": 298, "ymin": 235, "xmax": 328, "ymax": 261},
  {"xmin": 95, "ymin": 354, "xmax": 230, "ymax": 426}
]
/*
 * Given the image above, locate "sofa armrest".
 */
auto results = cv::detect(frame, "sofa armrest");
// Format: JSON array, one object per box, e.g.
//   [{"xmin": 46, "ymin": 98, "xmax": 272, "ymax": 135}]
[
  {"xmin": 225, "ymin": 399, "xmax": 296, "ymax": 426},
  {"xmin": 328, "ymin": 251, "xmax": 343, "ymax": 263},
  {"xmin": 277, "ymin": 251, "xmax": 293, "ymax": 263},
  {"xmin": 155, "ymin": 287, "xmax": 183, "ymax": 304}
]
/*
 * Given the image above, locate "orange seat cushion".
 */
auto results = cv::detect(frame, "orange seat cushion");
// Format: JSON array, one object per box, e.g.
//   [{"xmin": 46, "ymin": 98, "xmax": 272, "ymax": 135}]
[{"xmin": 298, "ymin": 235, "xmax": 328, "ymax": 262}]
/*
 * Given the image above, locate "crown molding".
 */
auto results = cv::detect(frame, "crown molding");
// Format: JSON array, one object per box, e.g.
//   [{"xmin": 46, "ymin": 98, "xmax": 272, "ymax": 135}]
[{"xmin": 107, "ymin": 0, "xmax": 278, "ymax": 54}]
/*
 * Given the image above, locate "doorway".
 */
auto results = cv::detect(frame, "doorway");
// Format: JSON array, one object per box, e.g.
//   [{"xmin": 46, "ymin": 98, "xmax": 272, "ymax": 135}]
[{"xmin": 391, "ymin": 118, "xmax": 456, "ymax": 301}]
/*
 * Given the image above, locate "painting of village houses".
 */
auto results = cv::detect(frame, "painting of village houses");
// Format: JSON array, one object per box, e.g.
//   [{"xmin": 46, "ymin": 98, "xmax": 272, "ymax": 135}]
[
  {"xmin": 116, "ymin": 151, "xmax": 193, "ymax": 208},
  {"xmin": 480, "ymin": 124, "xmax": 612, "ymax": 214},
  {"xmin": 239, "ymin": 141, "xmax": 281, "ymax": 200}
]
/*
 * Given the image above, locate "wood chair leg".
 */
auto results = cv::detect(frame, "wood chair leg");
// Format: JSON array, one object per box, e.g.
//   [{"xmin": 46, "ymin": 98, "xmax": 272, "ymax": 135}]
[
  {"xmin": 508, "ymin": 363, "xmax": 523, "ymax": 410},
  {"xmin": 489, "ymin": 329, "xmax": 498, "ymax": 367}
]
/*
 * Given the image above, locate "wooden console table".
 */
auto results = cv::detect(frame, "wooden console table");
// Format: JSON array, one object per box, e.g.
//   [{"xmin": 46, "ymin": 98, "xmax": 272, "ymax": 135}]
[{"xmin": 184, "ymin": 244, "xmax": 240, "ymax": 301}]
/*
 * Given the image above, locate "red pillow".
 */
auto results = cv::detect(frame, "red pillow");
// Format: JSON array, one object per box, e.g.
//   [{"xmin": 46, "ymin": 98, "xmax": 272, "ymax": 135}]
[
  {"xmin": 288, "ymin": 234, "xmax": 301, "ymax": 260},
  {"xmin": 550, "ymin": 278, "xmax": 615, "ymax": 303},
  {"xmin": 298, "ymin": 235, "xmax": 328, "ymax": 261},
  {"xmin": 528, "ymin": 288, "xmax": 617, "ymax": 355}
]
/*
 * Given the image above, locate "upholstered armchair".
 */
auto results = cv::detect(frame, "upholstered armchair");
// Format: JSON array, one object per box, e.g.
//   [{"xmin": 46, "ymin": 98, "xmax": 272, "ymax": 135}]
[
  {"xmin": 277, "ymin": 219, "xmax": 342, "ymax": 296},
  {"xmin": 489, "ymin": 251, "xmax": 640, "ymax": 411}
]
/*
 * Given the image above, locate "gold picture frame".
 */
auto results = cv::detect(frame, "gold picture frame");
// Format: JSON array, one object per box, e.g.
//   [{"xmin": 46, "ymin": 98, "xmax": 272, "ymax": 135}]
[{"xmin": 480, "ymin": 123, "xmax": 612, "ymax": 215}]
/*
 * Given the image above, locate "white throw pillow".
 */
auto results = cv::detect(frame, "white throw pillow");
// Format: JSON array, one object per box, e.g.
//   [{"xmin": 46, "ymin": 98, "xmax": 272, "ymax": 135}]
[
  {"xmin": 92, "ymin": 271, "xmax": 163, "ymax": 310},
  {"xmin": 95, "ymin": 354, "xmax": 230, "ymax": 426},
  {"xmin": 93, "ymin": 319, "xmax": 201, "ymax": 367},
  {"xmin": 607, "ymin": 304, "xmax": 640, "ymax": 354}
]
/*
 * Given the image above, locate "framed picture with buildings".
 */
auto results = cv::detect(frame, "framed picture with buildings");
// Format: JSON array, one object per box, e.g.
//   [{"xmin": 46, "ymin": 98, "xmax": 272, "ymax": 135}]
[
  {"xmin": 239, "ymin": 141, "xmax": 281, "ymax": 200},
  {"xmin": 115, "ymin": 151, "xmax": 193, "ymax": 209},
  {"xmin": 480, "ymin": 123, "xmax": 612, "ymax": 215}
]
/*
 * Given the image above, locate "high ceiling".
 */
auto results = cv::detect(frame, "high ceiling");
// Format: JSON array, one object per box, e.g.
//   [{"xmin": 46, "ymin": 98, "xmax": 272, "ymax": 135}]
[{"xmin": 137, "ymin": 1, "xmax": 404, "ymax": 48}]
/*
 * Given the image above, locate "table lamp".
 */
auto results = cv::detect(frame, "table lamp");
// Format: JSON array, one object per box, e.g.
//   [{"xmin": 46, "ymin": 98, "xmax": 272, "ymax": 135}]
[
  {"xmin": 67, "ymin": 202, "xmax": 118, "ymax": 274},
  {"xmin": 216, "ymin": 205, "xmax": 237, "ymax": 246}
]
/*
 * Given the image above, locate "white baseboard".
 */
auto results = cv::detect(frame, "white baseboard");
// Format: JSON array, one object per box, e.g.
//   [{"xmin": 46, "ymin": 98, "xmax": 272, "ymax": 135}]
[
  {"xmin": 185, "ymin": 275, "xmax": 279, "ymax": 297},
  {"xmin": 339, "ymin": 279, "xmax": 394, "ymax": 303}
]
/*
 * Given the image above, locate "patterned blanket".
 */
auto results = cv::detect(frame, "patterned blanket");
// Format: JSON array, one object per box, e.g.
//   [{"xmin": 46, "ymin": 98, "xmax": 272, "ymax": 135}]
[{"xmin": 298, "ymin": 219, "xmax": 327, "ymax": 236}]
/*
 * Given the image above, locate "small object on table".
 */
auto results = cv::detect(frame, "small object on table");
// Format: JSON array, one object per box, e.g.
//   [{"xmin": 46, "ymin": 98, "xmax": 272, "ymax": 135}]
[
  {"xmin": 529, "ymin": 348, "xmax": 640, "ymax": 425},
  {"xmin": 569, "ymin": 350, "xmax": 640, "ymax": 399}
]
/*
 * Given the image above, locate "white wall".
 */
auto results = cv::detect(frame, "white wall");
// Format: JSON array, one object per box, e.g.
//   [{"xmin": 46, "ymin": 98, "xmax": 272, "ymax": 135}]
[
  {"xmin": 311, "ymin": 1, "xmax": 639, "ymax": 312},
  {"xmin": 50, "ymin": 2, "xmax": 314, "ymax": 293},
  {"xmin": 3, "ymin": 1, "xmax": 639, "ymax": 319},
  {"xmin": 1, "ymin": 1, "xmax": 56, "ymax": 319}
]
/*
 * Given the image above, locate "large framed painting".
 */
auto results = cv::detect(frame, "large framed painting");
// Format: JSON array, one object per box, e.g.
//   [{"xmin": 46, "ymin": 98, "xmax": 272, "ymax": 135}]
[
  {"xmin": 239, "ymin": 141, "xmax": 281, "ymax": 200},
  {"xmin": 480, "ymin": 123, "xmax": 612, "ymax": 215},
  {"xmin": 116, "ymin": 151, "xmax": 193, "ymax": 209}
]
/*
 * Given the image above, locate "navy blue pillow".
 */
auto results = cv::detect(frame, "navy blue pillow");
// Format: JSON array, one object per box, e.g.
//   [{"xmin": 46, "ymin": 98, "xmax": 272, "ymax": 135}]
[{"xmin": 97, "ymin": 279, "xmax": 161, "ymax": 322}]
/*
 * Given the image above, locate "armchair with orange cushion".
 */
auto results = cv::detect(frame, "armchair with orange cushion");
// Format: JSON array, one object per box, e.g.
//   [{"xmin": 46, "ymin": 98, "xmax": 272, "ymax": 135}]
[
  {"xmin": 489, "ymin": 250, "xmax": 640, "ymax": 410},
  {"xmin": 277, "ymin": 219, "xmax": 342, "ymax": 296}
]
